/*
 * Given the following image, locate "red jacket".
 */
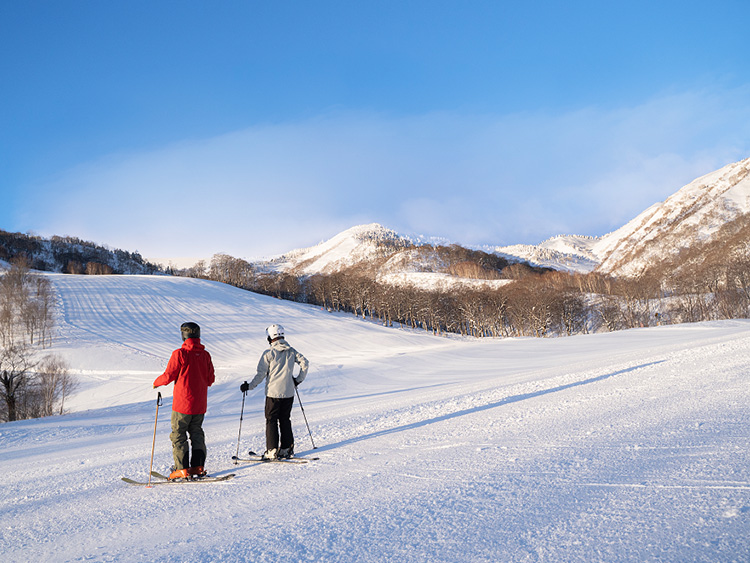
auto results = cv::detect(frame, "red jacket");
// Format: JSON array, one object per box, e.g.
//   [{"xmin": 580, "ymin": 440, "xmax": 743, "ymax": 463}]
[{"xmin": 153, "ymin": 338, "xmax": 215, "ymax": 415}]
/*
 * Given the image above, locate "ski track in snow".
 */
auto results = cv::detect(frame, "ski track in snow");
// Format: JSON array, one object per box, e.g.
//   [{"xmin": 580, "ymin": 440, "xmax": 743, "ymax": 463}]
[{"xmin": 1, "ymin": 274, "xmax": 749, "ymax": 562}]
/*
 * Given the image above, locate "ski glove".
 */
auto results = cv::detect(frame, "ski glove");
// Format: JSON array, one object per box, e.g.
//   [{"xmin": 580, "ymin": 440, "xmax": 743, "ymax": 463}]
[{"xmin": 240, "ymin": 381, "xmax": 250, "ymax": 393}]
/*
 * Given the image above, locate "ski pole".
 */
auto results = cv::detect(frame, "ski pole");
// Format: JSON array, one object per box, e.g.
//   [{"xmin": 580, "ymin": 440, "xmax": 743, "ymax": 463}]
[
  {"xmin": 234, "ymin": 383, "xmax": 248, "ymax": 465},
  {"xmin": 294, "ymin": 384, "xmax": 317, "ymax": 450},
  {"xmin": 148, "ymin": 392, "xmax": 163, "ymax": 488}
]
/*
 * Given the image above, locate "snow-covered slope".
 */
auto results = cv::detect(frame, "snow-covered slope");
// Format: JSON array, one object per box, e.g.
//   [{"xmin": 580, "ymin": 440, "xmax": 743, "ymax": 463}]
[
  {"xmin": 2, "ymin": 274, "xmax": 749, "ymax": 562},
  {"xmin": 375, "ymin": 244, "xmax": 513, "ymax": 290},
  {"xmin": 595, "ymin": 157, "xmax": 750, "ymax": 276}
]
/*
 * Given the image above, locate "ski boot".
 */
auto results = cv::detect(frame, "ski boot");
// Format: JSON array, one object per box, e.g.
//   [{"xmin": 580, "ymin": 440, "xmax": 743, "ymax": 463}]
[
  {"xmin": 188, "ymin": 466, "xmax": 208, "ymax": 479},
  {"xmin": 168, "ymin": 468, "xmax": 191, "ymax": 481},
  {"xmin": 261, "ymin": 448, "xmax": 278, "ymax": 461}
]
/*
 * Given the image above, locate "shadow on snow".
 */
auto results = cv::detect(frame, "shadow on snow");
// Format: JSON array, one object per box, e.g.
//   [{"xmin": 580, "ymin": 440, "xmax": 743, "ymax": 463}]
[{"xmin": 307, "ymin": 361, "xmax": 665, "ymax": 455}]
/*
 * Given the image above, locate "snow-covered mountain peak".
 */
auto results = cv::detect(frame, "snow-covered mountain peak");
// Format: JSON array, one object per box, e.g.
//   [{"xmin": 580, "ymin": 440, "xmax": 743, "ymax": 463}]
[
  {"xmin": 595, "ymin": 157, "xmax": 750, "ymax": 276},
  {"xmin": 335, "ymin": 223, "xmax": 409, "ymax": 243},
  {"xmin": 268, "ymin": 223, "xmax": 413, "ymax": 275}
]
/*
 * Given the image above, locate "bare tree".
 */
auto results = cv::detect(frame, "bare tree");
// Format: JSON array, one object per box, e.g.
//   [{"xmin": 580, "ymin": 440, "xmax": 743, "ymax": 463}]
[
  {"xmin": 555, "ymin": 292, "xmax": 587, "ymax": 336},
  {"xmin": 66, "ymin": 261, "xmax": 84, "ymax": 274},
  {"xmin": 0, "ymin": 260, "xmax": 66, "ymax": 422},
  {"xmin": 594, "ymin": 294, "xmax": 625, "ymax": 333},
  {"xmin": 0, "ymin": 342, "xmax": 36, "ymax": 421},
  {"xmin": 36, "ymin": 355, "xmax": 75, "ymax": 416}
]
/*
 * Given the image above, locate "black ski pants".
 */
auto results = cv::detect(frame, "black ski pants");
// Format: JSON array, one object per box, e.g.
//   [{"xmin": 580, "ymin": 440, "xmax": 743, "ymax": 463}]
[{"xmin": 265, "ymin": 396, "xmax": 294, "ymax": 451}]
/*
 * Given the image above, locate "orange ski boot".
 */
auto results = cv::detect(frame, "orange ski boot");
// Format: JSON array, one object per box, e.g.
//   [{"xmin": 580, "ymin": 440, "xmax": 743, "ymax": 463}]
[{"xmin": 168, "ymin": 468, "xmax": 190, "ymax": 481}]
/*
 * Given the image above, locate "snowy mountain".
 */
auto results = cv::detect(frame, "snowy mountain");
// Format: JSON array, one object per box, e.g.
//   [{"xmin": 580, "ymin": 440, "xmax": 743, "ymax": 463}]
[
  {"xmin": 2, "ymin": 273, "xmax": 748, "ymax": 561},
  {"xmin": 495, "ymin": 157, "xmax": 750, "ymax": 276},
  {"xmin": 262, "ymin": 157, "xmax": 750, "ymax": 281},
  {"xmin": 265, "ymin": 223, "xmax": 412, "ymax": 275},
  {"xmin": 261, "ymin": 223, "xmax": 523, "ymax": 290},
  {"xmin": 594, "ymin": 157, "xmax": 750, "ymax": 276},
  {"xmin": 494, "ymin": 234, "xmax": 601, "ymax": 273},
  {"xmin": 263, "ymin": 225, "xmax": 600, "ymax": 282},
  {"xmin": 263, "ymin": 222, "xmax": 590, "ymax": 282}
]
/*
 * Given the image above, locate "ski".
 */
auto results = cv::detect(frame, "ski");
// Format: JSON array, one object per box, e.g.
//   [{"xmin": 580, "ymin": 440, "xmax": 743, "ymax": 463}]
[
  {"xmin": 232, "ymin": 455, "xmax": 311, "ymax": 464},
  {"xmin": 232, "ymin": 451, "xmax": 318, "ymax": 464},
  {"xmin": 250, "ymin": 450, "xmax": 318, "ymax": 462},
  {"xmin": 151, "ymin": 470, "xmax": 235, "ymax": 480},
  {"xmin": 121, "ymin": 473, "xmax": 235, "ymax": 486},
  {"xmin": 253, "ymin": 450, "xmax": 318, "ymax": 460}
]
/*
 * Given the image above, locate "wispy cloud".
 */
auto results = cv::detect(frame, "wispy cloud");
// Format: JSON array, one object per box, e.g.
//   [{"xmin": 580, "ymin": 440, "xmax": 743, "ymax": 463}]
[{"xmin": 18, "ymin": 85, "xmax": 750, "ymax": 260}]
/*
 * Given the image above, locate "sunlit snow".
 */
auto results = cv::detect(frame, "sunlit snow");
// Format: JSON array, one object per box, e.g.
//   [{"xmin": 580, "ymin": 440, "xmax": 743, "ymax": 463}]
[{"xmin": 1, "ymin": 274, "xmax": 749, "ymax": 562}]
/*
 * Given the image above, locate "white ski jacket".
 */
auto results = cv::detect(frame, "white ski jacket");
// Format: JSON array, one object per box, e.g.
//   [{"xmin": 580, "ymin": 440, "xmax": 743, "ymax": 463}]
[{"xmin": 248, "ymin": 339, "xmax": 309, "ymax": 399}]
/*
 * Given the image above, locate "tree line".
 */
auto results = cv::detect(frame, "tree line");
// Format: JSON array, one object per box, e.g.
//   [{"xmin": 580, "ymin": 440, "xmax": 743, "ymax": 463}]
[{"xmin": 1, "ymin": 258, "xmax": 75, "ymax": 422}]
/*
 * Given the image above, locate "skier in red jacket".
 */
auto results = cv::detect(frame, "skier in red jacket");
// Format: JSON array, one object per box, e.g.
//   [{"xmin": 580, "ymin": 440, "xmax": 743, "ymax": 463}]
[{"xmin": 153, "ymin": 322, "xmax": 215, "ymax": 480}]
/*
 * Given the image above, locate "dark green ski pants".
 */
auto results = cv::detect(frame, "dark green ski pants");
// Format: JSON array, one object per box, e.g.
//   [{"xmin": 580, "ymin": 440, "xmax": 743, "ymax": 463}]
[{"xmin": 170, "ymin": 411, "xmax": 206, "ymax": 470}]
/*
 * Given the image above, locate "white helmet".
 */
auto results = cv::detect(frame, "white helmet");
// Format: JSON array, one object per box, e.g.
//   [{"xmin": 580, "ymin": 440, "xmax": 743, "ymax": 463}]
[{"xmin": 266, "ymin": 324, "xmax": 285, "ymax": 340}]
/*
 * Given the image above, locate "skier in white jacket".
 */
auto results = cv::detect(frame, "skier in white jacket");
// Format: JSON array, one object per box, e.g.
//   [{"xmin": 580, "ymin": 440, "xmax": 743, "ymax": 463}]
[{"xmin": 241, "ymin": 324, "xmax": 309, "ymax": 460}]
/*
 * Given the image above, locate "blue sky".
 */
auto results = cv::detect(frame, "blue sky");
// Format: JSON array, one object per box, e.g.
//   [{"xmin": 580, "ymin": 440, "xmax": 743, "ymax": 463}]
[{"xmin": 2, "ymin": 1, "xmax": 750, "ymax": 262}]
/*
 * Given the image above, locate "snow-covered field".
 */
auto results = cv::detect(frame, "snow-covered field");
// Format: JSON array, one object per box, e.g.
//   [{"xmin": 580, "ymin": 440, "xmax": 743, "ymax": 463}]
[{"xmin": 1, "ymin": 274, "xmax": 749, "ymax": 562}]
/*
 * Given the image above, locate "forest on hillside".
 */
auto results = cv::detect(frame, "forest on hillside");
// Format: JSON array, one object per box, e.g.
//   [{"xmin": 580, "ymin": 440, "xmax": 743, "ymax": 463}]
[{"xmin": 0, "ymin": 230, "xmax": 161, "ymax": 275}]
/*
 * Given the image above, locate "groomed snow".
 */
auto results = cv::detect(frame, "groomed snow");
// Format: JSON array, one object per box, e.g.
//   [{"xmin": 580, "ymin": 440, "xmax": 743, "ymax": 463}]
[{"xmin": 1, "ymin": 274, "xmax": 749, "ymax": 562}]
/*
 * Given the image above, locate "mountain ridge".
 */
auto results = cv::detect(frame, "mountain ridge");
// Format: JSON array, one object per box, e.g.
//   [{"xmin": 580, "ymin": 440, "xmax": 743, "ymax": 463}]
[
  {"xmin": 260, "ymin": 157, "xmax": 750, "ymax": 282},
  {"xmin": 595, "ymin": 156, "xmax": 750, "ymax": 276}
]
